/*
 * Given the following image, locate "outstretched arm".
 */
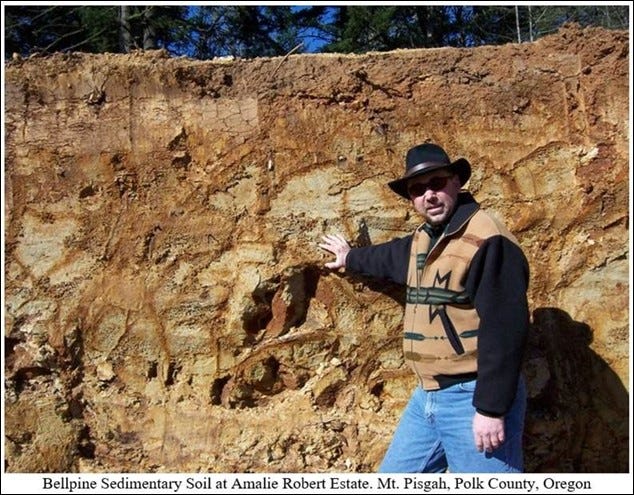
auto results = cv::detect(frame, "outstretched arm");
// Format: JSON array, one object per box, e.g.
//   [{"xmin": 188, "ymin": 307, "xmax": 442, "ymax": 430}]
[{"xmin": 318, "ymin": 234, "xmax": 351, "ymax": 270}]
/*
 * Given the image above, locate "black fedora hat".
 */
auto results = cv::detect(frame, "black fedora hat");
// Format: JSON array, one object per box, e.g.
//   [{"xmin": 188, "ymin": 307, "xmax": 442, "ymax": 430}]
[{"xmin": 388, "ymin": 143, "xmax": 471, "ymax": 199}]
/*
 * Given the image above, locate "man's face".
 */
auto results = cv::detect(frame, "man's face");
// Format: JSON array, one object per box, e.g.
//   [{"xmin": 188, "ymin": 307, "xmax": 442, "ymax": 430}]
[{"xmin": 407, "ymin": 169, "xmax": 461, "ymax": 225}]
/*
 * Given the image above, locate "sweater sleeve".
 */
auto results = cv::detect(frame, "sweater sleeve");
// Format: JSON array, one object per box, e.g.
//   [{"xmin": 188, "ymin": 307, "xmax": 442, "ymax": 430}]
[
  {"xmin": 345, "ymin": 235, "xmax": 413, "ymax": 285},
  {"xmin": 464, "ymin": 235, "xmax": 530, "ymax": 416}
]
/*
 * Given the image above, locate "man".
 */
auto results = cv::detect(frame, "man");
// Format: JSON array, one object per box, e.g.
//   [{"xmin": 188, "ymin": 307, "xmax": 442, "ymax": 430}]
[{"xmin": 319, "ymin": 143, "xmax": 530, "ymax": 473}]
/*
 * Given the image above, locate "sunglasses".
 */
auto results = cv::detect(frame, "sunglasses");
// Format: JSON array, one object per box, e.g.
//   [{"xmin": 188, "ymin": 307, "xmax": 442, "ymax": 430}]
[{"xmin": 407, "ymin": 175, "xmax": 453, "ymax": 197}]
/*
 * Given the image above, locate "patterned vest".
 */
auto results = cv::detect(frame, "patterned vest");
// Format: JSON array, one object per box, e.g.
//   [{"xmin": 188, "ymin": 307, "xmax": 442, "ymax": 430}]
[{"xmin": 403, "ymin": 208, "xmax": 520, "ymax": 389}]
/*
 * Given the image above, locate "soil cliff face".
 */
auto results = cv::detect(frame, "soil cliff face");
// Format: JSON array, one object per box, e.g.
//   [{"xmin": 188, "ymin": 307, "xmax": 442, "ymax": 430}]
[{"xmin": 4, "ymin": 24, "xmax": 629, "ymax": 473}]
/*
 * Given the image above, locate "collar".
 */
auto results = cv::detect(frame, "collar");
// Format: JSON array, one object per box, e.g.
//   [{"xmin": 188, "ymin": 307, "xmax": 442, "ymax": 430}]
[{"xmin": 422, "ymin": 222, "xmax": 445, "ymax": 238}]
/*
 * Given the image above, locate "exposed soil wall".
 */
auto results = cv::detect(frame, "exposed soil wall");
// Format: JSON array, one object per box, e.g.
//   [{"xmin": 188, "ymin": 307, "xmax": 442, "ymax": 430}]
[{"xmin": 3, "ymin": 24, "xmax": 629, "ymax": 473}]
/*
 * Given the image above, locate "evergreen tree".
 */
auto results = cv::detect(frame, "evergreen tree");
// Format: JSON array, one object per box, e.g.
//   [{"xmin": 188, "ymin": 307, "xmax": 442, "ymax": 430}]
[{"xmin": 3, "ymin": 4, "xmax": 629, "ymax": 60}]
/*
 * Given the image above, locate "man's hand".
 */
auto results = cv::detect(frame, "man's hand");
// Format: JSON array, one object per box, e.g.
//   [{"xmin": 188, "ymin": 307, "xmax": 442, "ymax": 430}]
[
  {"xmin": 318, "ymin": 234, "xmax": 351, "ymax": 270},
  {"xmin": 473, "ymin": 412, "xmax": 505, "ymax": 453}
]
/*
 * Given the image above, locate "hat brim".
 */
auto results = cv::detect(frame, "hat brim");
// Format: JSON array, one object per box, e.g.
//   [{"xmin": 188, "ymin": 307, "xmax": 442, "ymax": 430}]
[{"xmin": 388, "ymin": 158, "xmax": 471, "ymax": 199}]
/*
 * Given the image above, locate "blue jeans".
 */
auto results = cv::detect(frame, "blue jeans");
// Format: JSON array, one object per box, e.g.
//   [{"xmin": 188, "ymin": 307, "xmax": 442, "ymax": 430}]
[{"xmin": 378, "ymin": 378, "xmax": 526, "ymax": 473}]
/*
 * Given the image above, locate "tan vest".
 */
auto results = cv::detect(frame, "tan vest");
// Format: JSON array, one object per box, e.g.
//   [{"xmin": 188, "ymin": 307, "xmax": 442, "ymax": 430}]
[{"xmin": 403, "ymin": 209, "xmax": 520, "ymax": 390}]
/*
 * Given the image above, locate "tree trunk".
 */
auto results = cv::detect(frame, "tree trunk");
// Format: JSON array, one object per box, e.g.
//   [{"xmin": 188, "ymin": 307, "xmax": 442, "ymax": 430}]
[
  {"xmin": 515, "ymin": 5, "xmax": 521, "ymax": 43},
  {"xmin": 143, "ymin": 6, "xmax": 156, "ymax": 50},
  {"xmin": 119, "ymin": 5, "xmax": 131, "ymax": 53},
  {"xmin": 528, "ymin": 5, "xmax": 534, "ymax": 42}
]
